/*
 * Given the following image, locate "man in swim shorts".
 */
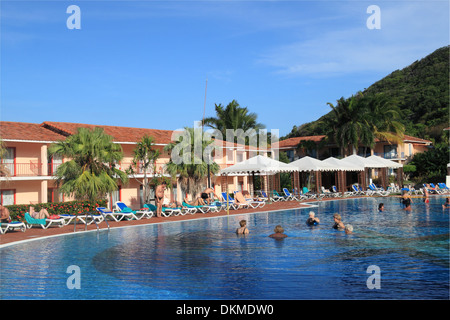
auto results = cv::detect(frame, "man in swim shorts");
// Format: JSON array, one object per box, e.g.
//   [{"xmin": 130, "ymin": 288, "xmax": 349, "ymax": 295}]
[{"xmin": 155, "ymin": 181, "xmax": 166, "ymax": 218}]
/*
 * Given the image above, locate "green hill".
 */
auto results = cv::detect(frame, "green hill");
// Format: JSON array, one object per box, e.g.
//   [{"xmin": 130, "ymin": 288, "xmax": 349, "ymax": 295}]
[{"xmin": 283, "ymin": 46, "xmax": 449, "ymax": 143}]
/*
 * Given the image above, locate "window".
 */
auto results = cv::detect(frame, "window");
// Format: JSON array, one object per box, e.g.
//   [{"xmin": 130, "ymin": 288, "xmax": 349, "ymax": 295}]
[
  {"xmin": 109, "ymin": 186, "xmax": 121, "ymax": 210},
  {"xmin": 1, "ymin": 189, "xmax": 15, "ymax": 205},
  {"xmin": 1, "ymin": 147, "xmax": 15, "ymax": 176},
  {"xmin": 48, "ymin": 188, "xmax": 63, "ymax": 203},
  {"xmin": 384, "ymin": 145, "xmax": 398, "ymax": 159},
  {"xmin": 48, "ymin": 154, "xmax": 63, "ymax": 175}
]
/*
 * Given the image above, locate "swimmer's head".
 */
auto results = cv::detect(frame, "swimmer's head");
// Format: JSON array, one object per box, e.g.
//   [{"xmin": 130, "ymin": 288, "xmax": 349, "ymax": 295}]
[
  {"xmin": 345, "ymin": 224, "xmax": 353, "ymax": 234},
  {"xmin": 309, "ymin": 211, "xmax": 315, "ymax": 217}
]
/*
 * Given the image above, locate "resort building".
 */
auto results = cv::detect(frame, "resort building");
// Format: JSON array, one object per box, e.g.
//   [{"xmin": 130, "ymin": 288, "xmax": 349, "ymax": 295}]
[
  {"xmin": 278, "ymin": 135, "xmax": 432, "ymax": 164},
  {"xmin": 0, "ymin": 121, "xmax": 269, "ymax": 209}
]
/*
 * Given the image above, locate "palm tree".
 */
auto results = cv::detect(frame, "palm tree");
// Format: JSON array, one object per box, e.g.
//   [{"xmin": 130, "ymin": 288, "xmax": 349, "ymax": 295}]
[
  {"xmin": 325, "ymin": 94, "xmax": 374, "ymax": 156},
  {"xmin": 203, "ymin": 100, "xmax": 265, "ymax": 144},
  {"xmin": 324, "ymin": 93, "xmax": 405, "ymax": 157},
  {"xmin": 127, "ymin": 135, "xmax": 160, "ymax": 204},
  {"xmin": 364, "ymin": 93, "xmax": 405, "ymax": 146},
  {"xmin": 164, "ymin": 127, "xmax": 220, "ymax": 200},
  {"xmin": 49, "ymin": 127, "xmax": 128, "ymax": 201}
]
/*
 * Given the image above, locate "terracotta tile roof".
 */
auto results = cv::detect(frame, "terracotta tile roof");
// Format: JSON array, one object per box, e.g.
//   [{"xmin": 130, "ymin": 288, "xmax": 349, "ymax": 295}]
[
  {"xmin": 41, "ymin": 121, "xmax": 175, "ymax": 144},
  {"xmin": 402, "ymin": 135, "xmax": 432, "ymax": 144},
  {"xmin": 0, "ymin": 121, "xmax": 66, "ymax": 142},
  {"xmin": 278, "ymin": 135, "xmax": 326, "ymax": 149}
]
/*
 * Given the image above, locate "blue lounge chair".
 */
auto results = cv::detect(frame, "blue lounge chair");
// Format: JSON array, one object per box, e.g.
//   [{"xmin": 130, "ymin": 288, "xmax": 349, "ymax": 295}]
[
  {"xmin": 0, "ymin": 221, "xmax": 26, "ymax": 234},
  {"xmin": 113, "ymin": 201, "xmax": 140, "ymax": 220},
  {"xmin": 143, "ymin": 203, "xmax": 181, "ymax": 217},
  {"xmin": 221, "ymin": 192, "xmax": 248, "ymax": 210}
]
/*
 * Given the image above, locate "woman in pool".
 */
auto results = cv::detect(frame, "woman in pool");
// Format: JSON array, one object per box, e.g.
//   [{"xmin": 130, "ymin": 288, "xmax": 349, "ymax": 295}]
[
  {"xmin": 306, "ymin": 211, "xmax": 320, "ymax": 226},
  {"xmin": 378, "ymin": 203, "xmax": 384, "ymax": 212},
  {"xmin": 401, "ymin": 191, "xmax": 412, "ymax": 211},
  {"xmin": 332, "ymin": 213, "xmax": 345, "ymax": 231},
  {"xmin": 236, "ymin": 220, "xmax": 249, "ymax": 234},
  {"xmin": 443, "ymin": 198, "xmax": 450, "ymax": 209},
  {"xmin": 269, "ymin": 225, "xmax": 287, "ymax": 239}
]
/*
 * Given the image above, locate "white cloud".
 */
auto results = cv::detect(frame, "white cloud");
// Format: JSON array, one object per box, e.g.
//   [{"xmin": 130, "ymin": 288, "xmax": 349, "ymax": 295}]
[{"xmin": 257, "ymin": 1, "xmax": 449, "ymax": 77}]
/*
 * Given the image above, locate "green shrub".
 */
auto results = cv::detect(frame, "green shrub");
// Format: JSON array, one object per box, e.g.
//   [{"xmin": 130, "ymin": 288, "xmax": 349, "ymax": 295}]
[{"xmin": 5, "ymin": 199, "xmax": 108, "ymax": 222}]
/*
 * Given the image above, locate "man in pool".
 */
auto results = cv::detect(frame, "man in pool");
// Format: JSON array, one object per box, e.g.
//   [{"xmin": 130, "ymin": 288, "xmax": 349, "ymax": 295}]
[
  {"xmin": 269, "ymin": 225, "xmax": 287, "ymax": 239},
  {"xmin": 306, "ymin": 211, "xmax": 320, "ymax": 226}
]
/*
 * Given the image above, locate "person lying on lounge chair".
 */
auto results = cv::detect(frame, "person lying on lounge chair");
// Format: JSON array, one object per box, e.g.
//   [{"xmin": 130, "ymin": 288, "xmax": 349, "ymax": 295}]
[
  {"xmin": 184, "ymin": 196, "xmax": 206, "ymax": 206},
  {"xmin": 29, "ymin": 206, "xmax": 50, "ymax": 219}
]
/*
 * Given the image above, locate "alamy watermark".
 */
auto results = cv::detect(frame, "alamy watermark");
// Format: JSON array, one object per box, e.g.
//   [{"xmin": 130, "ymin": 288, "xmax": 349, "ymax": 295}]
[
  {"xmin": 169, "ymin": 122, "xmax": 279, "ymax": 165},
  {"xmin": 366, "ymin": 265, "xmax": 381, "ymax": 289},
  {"xmin": 66, "ymin": 265, "xmax": 81, "ymax": 289},
  {"xmin": 367, "ymin": 5, "xmax": 381, "ymax": 30}
]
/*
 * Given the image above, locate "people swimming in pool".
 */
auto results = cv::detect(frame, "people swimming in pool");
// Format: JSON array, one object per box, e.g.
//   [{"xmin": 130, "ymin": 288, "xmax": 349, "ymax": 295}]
[
  {"xmin": 332, "ymin": 213, "xmax": 345, "ymax": 231},
  {"xmin": 378, "ymin": 203, "xmax": 384, "ymax": 212},
  {"xmin": 269, "ymin": 225, "xmax": 287, "ymax": 239},
  {"xmin": 236, "ymin": 219, "xmax": 249, "ymax": 234},
  {"xmin": 442, "ymin": 198, "xmax": 450, "ymax": 209},
  {"xmin": 401, "ymin": 191, "xmax": 412, "ymax": 211},
  {"xmin": 345, "ymin": 224, "xmax": 353, "ymax": 234},
  {"xmin": 306, "ymin": 211, "xmax": 320, "ymax": 226}
]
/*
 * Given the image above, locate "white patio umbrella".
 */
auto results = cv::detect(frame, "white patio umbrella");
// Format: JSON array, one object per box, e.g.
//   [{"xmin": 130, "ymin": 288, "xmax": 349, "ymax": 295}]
[
  {"xmin": 367, "ymin": 155, "xmax": 403, "ymax": 168},
  {"xmin": 290, "ymin": 156, "xmax": 336, "ymax": 172},
  {"xmin": 220, "ymin": 155, "xmax": 299, "ymax": 175},
  {"xmin": 289, "ymin": 156, "xmax": 336, "ymax": 193}
]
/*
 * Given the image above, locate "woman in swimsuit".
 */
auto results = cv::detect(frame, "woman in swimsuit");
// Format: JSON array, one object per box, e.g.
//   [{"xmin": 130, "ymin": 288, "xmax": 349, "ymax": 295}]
[
  {"xmin": 236, "ymin": 220, "xmax": 249, "ymax": 234},
  {"xmin": 401, "ymin": 191, "xmax": 412, "ymax": 211},
  {"xmin": 332, "ymin": 213, "xmax": 345, "ymax": 231},
  {"xmin": 29, "ymin": 206, "xmax": 50, "ymax": 219}
]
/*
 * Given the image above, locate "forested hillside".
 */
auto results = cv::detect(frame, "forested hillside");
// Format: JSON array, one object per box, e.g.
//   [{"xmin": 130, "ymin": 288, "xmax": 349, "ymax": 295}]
[{"xmin": 283, "ymin": 46, "xmax": 449, "ymax": 143}]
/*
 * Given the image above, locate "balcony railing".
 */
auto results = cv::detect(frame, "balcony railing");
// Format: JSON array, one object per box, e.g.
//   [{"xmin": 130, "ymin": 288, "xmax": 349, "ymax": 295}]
[{"xmin": 1, "ymin": 162, "xmax": 166, "ymax": 178}]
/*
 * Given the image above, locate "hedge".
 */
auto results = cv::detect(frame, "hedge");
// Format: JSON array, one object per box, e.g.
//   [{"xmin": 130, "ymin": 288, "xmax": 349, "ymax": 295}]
[{"xmin": 5, "ymin": 199, "xmax": 108, "ymax": 222}]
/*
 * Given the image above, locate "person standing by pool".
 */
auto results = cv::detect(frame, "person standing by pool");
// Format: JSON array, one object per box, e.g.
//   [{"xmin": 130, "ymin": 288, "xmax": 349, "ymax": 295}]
[
  {"xmin": 423, "ymin": 188, "xmax": 430, "ymax": 204},
  {"xmin": 269, "ymin": 225, "xmax": 287, "ymax": 239},
  {"xmin": 306, "ymin": 211, "xmax": 320, "ymax": 226},
  {"xmin": 332, "ymin": 213, "xmax": 345, "ymax": 231},
  {"xmin": 236, "ymin": 220, "xmax": 249, "ymax": 234},
  {"xmin": 155, "ymin": 181, "xmax": 166, "ymax": 218}
]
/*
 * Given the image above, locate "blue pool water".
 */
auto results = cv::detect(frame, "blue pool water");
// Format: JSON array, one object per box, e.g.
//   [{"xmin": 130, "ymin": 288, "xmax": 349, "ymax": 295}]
[{"xmin": 1, "ymin": 196, "xmax": 448, "ymax": 299}]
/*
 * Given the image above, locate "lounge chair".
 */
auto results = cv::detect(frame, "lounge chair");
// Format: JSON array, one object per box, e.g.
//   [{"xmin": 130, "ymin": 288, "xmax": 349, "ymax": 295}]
[
  {"xmin": 143, "ymin": 203, "xmax": 181, "ymax": 217},
  {"xmin": 182, "ymin": 201, "xmax": 211, "ymax": 214},
  {"xmin": 302, "ymin": 187, "xmax": 325, "ymax": 200},
  {"xmin": 59, "ymin": 214, "xmax": 77, "ymax": 225},
  {"xmin": 234, "ymin": 191, "xmax": 264, "ymax": 208},
  {"xmin": 24, "ymin": 212, "xmax": 65, "ymax": 229},
  {"xmin": 0, "ymin": 221, "xmax": 26, "ymax": 233},
  {"xmin": 438, "ymin": 183, "xmax": 450, "ymax": 193},
  {"xmin": 368, "ymin": 183, "xmax": 390, "ymax": 196},
  {"xmin": 221, "ymin": 193, "xmax": 248, "ymax": 210},
  {"xmin": 268, "ymin": 190, "xmax": 285, "ymax": 201},
  {"xmin": 77, "ymin": 211, "xmax": 105, "ymax": 225},
  {"xmin": 113, "ymin": 201, "xmax": 140, "ymax": 220},
  {"xmin": 283, "ymin": 188, "xmax": 301, "ymax": 200}
]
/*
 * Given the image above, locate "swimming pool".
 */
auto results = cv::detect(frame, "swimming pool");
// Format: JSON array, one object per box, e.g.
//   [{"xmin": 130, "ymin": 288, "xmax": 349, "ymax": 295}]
[{"xmin": 1, "ymin": 196, "xmax": 448, "ymax": 299}]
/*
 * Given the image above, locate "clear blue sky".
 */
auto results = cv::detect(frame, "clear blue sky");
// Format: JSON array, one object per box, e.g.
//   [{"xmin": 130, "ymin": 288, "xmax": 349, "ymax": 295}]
[{"xmin": 1, "ymin": 0, "xmax": 448, "ymax": 137}]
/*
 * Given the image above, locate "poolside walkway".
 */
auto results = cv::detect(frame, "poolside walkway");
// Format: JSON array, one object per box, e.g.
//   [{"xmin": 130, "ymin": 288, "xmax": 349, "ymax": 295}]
[{"xmin": 0, "ymin": 199, "xmax": 319, "ymax": 246}]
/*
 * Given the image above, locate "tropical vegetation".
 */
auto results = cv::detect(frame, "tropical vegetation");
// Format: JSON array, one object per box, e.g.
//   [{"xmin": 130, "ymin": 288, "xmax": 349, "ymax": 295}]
[
  {"xmin": 164, "ymin": 127, "xmax": 220, "ymax": 199},
  {"xmin": 49, "ymin": 127, "xmax": 128, "ymax": 201},
  {"xmin": 203, "ymin": 99, "xmax": 266, "ymax": 145}
]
